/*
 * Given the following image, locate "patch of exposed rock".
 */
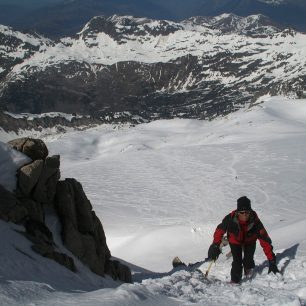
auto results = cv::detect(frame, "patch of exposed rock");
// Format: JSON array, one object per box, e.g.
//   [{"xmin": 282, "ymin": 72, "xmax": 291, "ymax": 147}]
[{"xmin": 0, "ymin": 137, "xmax": 132, "ymax": 283}]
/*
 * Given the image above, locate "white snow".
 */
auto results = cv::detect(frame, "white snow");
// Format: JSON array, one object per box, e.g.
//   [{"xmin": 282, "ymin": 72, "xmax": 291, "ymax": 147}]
[
  {"xmin": 4, "ymin": 111, "xmax": 84, "ymax": 122},
  {"xmin": 0, "ymin": 25, "xmax": 50, "ymax": 62},
  {"xmin": 1, "ymin": 96, "xmax": 306, "ymax": 305}
]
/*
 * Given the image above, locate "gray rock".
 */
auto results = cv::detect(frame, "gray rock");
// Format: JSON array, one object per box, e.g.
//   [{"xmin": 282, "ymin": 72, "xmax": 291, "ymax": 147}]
[
  {"xmin": 19, "ymin": 198, "xmax": 44, "ymax": 223},
  {"xmin": 105, "ymin": 260, "xmax": 132, "ymax": 283},
  {"xmin": 60, "ymin": 220, "xmax": 84, "ymax": 258},
  {"xmin": 18, "ymin": 160, "xmax": 44, "ymax": 196},
  {"xmin": 80, "ymin": 234, "xmax": 104, "ymax": 275},
  {"xmin": 25, "ymin": 219, "xmax": 76, "ymax": 272},
  {"xmin": 33, "ymin": 155, "xmax": 60, "ymax": 205},
  {"xmin": 59, "ymin": 218, "xmax": 105, "ymax": 275},
  {"xmin": 92, "ymin": 211, "xmax": 111, "ymax": 260},
  {"xmin": 25, "ymin": 219, "xmax": 53, "ymax": 244},
  {"xmin": 44, "ymin": 251, "xmax": 76, "ymax": 272},
  {"xmin": 55, "ymin": 178, "xmax": 111, "ymax": 276},
  {"xmin": 31, "ymin": 243, "xmax": 54, "ymax": 256},
  {"xmin": 55, "ymin": 181, "xmax": 78, "ymax": 227},
  {"xmin": 8, "ymin": 138, "xmax": 48, "ymax": 161},
  {"xmin": 67, "ymin": 178, "xmax": 93, "ymax": 233},
  {"xmin": 2, "ymin": 137, "xmax": 131, "ymax": 281},
  {"xmin": 0, "ymin": 184, "xmax": 28, "ymax": 223}
]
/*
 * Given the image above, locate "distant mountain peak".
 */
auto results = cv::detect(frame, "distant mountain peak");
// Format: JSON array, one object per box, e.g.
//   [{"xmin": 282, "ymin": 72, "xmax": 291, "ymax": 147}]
[
  {"xmin": 79, "ymin": 15, "xmax": 183, "ymax": 42},
  {"xmin": 258, "ymin": 0, "xmax": 286, "ymax": 5},
  {"xmin": 183, "ymin": 13, "xmax": 282, "ymax": 35},
  {"xmin": 1, "ymin": 0, "xmax": 306, "ymax": 38}
]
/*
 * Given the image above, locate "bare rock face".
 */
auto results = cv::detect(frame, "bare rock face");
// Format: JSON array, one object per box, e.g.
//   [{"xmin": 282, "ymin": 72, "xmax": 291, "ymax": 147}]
[
  {"xmin": 105, "ymin": 260, "xmax": 132, "ymax": 283},
  {"xmin": 19, "ymin": 198, "xmax": 44, "ymax": 223},
  {"xmin": 18, "ymin": 160, "xmax": 44, "ymax": 196},
  {"xmin": 55, "ymin": 178, "xmax": 111, "ymax": 276},
  {"xmin": 0, "ymin": 184, "xmax": 28, "ymax": 223},
  {"xmin": 33, "ymin": 155, "xmax": 61, "ymax": 205},
  {"xmin": 25, "ymin": 219, "xmax": 76, "ymax": 272},
  {"xmin": 8, "ymin": 138, "xmax": 48, "ymax": 161},
  {"xmin": 16, "ymin": 155, "xmax": 60, "ymax": 206}
]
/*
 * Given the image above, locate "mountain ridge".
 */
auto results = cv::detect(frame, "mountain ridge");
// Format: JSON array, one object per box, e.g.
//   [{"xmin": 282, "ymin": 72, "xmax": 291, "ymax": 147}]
[
  {"xmin": 0, "ymin": 13, "xmax": 306, "ymax": 130},
  {"xmin": 1, "ymin": 0, "xmax": 306, "ymax": 38}
]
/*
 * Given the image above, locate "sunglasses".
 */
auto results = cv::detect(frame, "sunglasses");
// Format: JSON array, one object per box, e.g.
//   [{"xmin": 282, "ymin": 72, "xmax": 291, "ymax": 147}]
[{"xmin": 238, "ymin": 210, "xmax": 250, "ymax": 215}]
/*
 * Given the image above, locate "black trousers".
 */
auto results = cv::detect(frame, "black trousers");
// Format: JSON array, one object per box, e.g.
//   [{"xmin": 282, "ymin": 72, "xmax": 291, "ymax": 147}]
[{"xmin": 230, "ymin": 243, "xmax": 256, "ymax": 283}]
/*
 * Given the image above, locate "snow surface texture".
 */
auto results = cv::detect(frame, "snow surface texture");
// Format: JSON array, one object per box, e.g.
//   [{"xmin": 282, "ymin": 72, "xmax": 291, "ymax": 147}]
[{"xmin": 1, "ymin": 96, "xmax": 306, "ymax": 305}]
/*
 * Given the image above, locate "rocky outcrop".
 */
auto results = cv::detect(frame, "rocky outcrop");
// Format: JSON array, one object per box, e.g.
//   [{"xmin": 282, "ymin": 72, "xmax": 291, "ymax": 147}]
[
  {"xmin": 18, "ymin": 160, "xmax": 44, "ymax": 196},
  {"xmin": 8, "ymin": 138, "xmax": 49, "ymax": 161},
  {"xmin": 24, "ymin": 219, "xmax": 76, "ymax": 272},
  {"xmin": 0, "ymin": 184, "xmax": 28, "ymax": 223},
  {"xmin": 11, "ymin": 138, "xmax": 61, "ymax": 206},
  {"xmin": 32, "ymin": 155, "xmax": 60, "ymax": 206},
  {"xmin": 55, "ymin": 178, "xmax": 111, "ymax": 276},
  {"xmin": 0, "ymin": 137, "xmax": 132, "ymax": 283},
  {"xmin": 105, "ymin": 259, "xmax": 132, "ymax": 283}
]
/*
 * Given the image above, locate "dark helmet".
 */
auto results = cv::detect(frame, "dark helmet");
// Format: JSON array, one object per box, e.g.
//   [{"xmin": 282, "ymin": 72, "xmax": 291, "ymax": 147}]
[{"xmin": 237, "ymin": 196, "xmax": 251, "ymax": 211}]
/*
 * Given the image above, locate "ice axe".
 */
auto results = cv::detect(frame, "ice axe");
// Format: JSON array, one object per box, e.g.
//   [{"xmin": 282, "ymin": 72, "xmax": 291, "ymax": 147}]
[
  {"xmin": 204, "ymin": 259, "xmax": 215, "ymax": 278},
  {"xmin": 204, "ymin": 237, "xmax": 228, "ymax": 278}
]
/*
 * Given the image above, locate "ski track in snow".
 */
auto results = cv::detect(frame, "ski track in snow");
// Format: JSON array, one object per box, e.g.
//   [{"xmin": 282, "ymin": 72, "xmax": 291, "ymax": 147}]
[{"xmin": 1, "ymin": 97, "xmax": 306, "ymax": 305}]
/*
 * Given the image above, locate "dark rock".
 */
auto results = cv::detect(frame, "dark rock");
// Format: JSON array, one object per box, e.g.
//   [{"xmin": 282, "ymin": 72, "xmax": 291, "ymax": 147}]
[
  {"xmin": 25, "ymin": 219, "xmax": 53, "ymax": 243},
  {"xmin": 19, "ymin": 198, "xmax": 44, "ymax": 223},
  {"xmin": 31, "ymin": 242, "xmax": 76, "ymax": 272},
  {"xmin": 54, "ymin": 181, "xmax": 78, "ymax": 227},
  {"xmin": 25, "ymin": 218, "xmax": 76, "ymax": 272},
  {"xmin": 60, "ymin": 220, "xmax": 85, "ymax": 258},
  {"xmin": 8, "ymin": 138, "xmax": 48, "ymax": 161},
  {"xmin": 67, "ymin": 178, "xmax": 93, "ymax": 233},
  {"xmin": 31, "ymin": 242, "xmax": 54, "ymax": 255},
  {"xmin": 92, "ymin": 211, "xmax": 111, "ymax": 261},
  {"xmin": 18, "ymin": 160, "xmax": 44, "ymax": 196},
  {"xmin": 80, "ymin": 233, "xmax": 104, "ymax": 275},
  {"xmin": 44, "ymin": 251, "xmax": 76, "ymax": 272},
  {"xmin": 33, "ymin": 155, "xmax": 60, "ymax": 205},
  {"xmin": 105, "ymin": 260, "xmax": 132, "ymax": 283},
  {"xmin": 0, "ymin": 184, "xmax": 28, "ymax": 223},
  {"xmin": 2, "ymin": 137, "xmax": 130, "ymax": 281},
  {"xmin": 55, "ymin": 178, "xmax": 111, "ymax": 276}
]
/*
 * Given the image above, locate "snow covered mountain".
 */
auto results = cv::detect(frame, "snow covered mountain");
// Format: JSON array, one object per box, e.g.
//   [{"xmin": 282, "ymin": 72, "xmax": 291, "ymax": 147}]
[
  {"xmin": 1, "ymin": 13, "xmax": 306, "ymax": 130},
  {"xmin": 2, "ymin": 0, "xmax": 306, "ymax": 37}
]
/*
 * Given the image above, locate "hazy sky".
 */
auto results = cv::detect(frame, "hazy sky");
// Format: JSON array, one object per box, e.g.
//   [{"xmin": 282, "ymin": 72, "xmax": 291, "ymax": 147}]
[{"xmin": 0, "ymin": 0, "xmax": 62, "ymax": 6}]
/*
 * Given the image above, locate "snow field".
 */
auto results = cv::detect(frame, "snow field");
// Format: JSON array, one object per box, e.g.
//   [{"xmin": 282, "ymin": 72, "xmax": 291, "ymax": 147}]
[{"xmin": 1, "ymin": 96, "xmax": 306, "ymax": 305}]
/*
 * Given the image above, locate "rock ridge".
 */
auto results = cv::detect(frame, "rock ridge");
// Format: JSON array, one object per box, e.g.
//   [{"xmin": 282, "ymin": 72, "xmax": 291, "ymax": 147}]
[{"xmin": 0, "ymin": 137, "xmax": 132, "ymax": 283}]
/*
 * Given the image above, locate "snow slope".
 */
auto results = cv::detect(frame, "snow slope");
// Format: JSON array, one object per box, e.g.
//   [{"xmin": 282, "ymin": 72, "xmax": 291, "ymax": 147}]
[{"xmin": 1, "ymin": 96, "xmax": 306, "ymax": 305}]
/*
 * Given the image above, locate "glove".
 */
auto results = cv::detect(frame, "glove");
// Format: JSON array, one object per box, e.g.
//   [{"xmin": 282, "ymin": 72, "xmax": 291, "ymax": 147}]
[
  {"xmin": 208, "ymin": 243, "xmax": 221, "ymax": 260},
  {"xmin": 268, "ymin": 260, "xmax": 280, "ymax": 274}
]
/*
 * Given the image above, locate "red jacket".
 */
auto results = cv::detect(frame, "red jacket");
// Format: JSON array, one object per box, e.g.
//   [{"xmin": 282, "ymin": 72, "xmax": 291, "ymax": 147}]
[{"xmin": 213, "ymin": 210, "xmax": 275, "ymax": 261}]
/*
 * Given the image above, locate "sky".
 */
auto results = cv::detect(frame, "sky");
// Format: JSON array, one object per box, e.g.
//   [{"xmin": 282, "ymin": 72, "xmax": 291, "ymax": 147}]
[
  {"xmin": 1, "ymin": 96, "xmax": 306, "ymax": 305},
  {"xmin": 0, "ymin": 0, "xmax": 61, "ymax": 5}
]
